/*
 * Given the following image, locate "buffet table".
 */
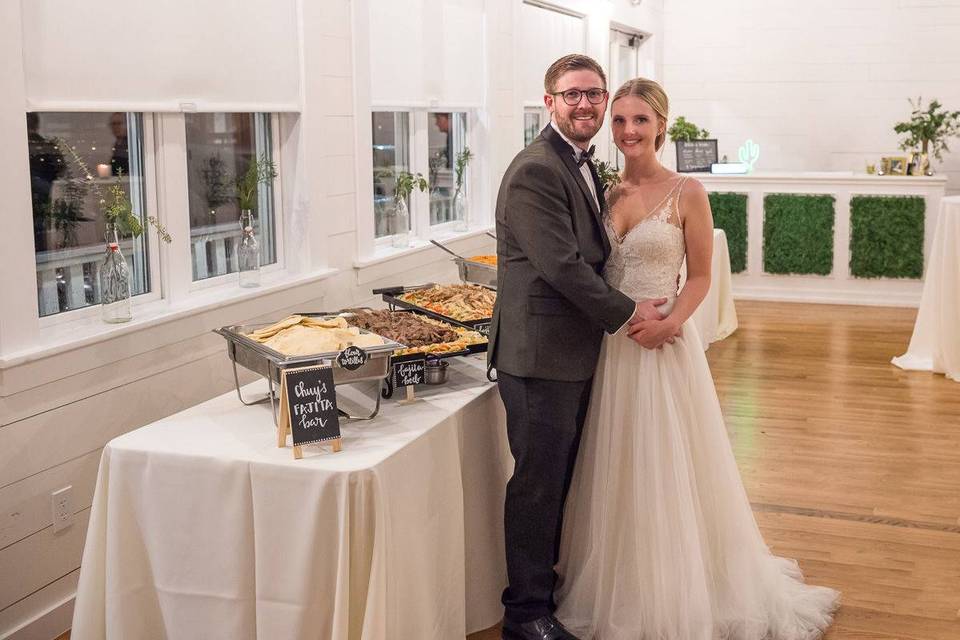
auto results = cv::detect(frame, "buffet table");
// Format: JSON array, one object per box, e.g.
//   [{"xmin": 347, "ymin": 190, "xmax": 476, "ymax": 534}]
[
  {"xmin": 892, "ymin": 195, "xmax": 960, "ymax": 382},
  {"xmin": 70, "ymin": 356, "xmax": 513, "ymax": 640}
]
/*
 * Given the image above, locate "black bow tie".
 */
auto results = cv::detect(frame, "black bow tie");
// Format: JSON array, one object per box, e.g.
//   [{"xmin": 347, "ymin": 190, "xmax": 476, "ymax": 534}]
[{"xmin": 575, "ymin": 145, "xmax": 596, "ymax": 167}]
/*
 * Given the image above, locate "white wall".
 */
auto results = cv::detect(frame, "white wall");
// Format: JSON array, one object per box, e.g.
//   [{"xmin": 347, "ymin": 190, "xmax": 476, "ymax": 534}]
[
  {"xmin": 0, "ymin": 1, "xmax": 657, "ymax": 637},
  {"xmin": 662, "ymin": 0, "xmax": 960, "ymax": 193}
]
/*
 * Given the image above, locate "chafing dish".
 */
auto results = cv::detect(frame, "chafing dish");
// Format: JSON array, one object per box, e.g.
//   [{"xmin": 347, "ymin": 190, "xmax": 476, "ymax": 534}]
[{"xmin": 214, "ymin": 316, "xmax": 403, "ymax": 422}]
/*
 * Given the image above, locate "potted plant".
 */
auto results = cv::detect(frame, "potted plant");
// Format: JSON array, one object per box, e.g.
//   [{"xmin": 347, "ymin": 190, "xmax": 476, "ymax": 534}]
[
  {"xmin": 452, "ymin": 146, "xmax": 473, "ymax": 231},
  {"xmin": 893, "ymin": 97, "xmax": 960, "ymax": 175},
  {"xmin": 391, "ymin": 171, "xmax": 428, "ymax": 248},
  {"xmin": 234, "ymin": 154, "xmax": 278, "ymax": 287},
  {"xmin": 667, "ymin": 116, "xmax": 717, "ymax": 172}
]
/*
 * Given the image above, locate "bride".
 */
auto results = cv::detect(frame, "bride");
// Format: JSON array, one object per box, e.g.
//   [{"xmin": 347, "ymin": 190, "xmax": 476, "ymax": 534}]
[{"xmin": 554, "ymin": 78, "xmax": 840, "ymax": 640}]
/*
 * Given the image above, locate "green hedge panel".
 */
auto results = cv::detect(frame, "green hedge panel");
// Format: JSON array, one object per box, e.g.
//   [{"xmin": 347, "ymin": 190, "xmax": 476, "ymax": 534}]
[
  {"xmin": 849, "ymin": 195, "xmax": 924, "ymax": 279},
  {"xmin": 762, "ymin": 194, "xmax": 835, "ymax": 275},
  {"xmin": 708, "ymin": 192, "xmax": 748, "ymax": 273}
]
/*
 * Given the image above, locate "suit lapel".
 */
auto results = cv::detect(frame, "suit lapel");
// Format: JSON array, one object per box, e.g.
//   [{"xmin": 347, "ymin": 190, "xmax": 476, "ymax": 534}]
[{"xmin": 540, "ymin": 125, "xmax": 610, "ymax": 255}]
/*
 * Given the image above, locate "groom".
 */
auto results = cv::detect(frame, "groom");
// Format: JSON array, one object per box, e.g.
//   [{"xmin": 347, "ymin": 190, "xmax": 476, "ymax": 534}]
[{"xmin": 488, "ymin": 55, "xmax": 667, "ymax": 640}]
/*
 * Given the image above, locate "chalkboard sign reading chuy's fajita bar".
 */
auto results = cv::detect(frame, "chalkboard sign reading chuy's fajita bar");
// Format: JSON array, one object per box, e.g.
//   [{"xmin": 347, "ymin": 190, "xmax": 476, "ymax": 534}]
[{"xmin": 278, "ymin": 364, "xmax": 342, "ymax": 458}]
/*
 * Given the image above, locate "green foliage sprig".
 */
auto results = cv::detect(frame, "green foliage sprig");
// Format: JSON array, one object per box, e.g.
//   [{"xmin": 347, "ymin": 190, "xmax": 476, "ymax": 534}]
[
  {"xmin": 762, "ymin": 194, "xmax": 835, "ymax": 275},
  {"xmin": 393, "ymin": 171, "xmax": 428, "ymax": 202},
  {"xmin": 57, "ymin": 139, "xmax": 170, "ymax": 242},
  {"xmin": 707, "ymin": 192, "xmax": 748, "ymax": 273},
  {"xmin": 454, "ymin": 146, "xmax": 473, "ymax": 197},
  {"xmin": 667, "ymin": 116, "xmax": 710, "ymax": 142},
  {"xmin": 893, "ymin": 98, "xmax": 960, "ymax": 162},
  {"xmin": 594, "ymin": 160, "xmax": 621, "ymax": 190},
  {"xmin": 236, "ymin": 154, "xmax": 278, "ymax": 211},
  {"xmin": 849, "ymin": 196, "xmax": 924, "ymax": 279}
]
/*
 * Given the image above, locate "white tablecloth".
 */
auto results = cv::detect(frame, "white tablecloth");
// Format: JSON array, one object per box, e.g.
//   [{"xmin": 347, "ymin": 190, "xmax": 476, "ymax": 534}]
[
  {"xmin": 892, "ymin": 195, "xmax": 960, "ymax": 381},
  {"xmin": 71, "ymin": 357, "xmax": 513, "ymax": 640},
  {"xmin": 688, "ymin": 228, "xmax": 739, "ymax": 350}
]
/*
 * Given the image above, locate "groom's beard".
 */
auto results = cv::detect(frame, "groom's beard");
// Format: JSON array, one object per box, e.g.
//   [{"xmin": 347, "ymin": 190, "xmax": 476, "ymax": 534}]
[{"xmin": 554, "ymin": 109, "xmax": 603, "ymax": 144}]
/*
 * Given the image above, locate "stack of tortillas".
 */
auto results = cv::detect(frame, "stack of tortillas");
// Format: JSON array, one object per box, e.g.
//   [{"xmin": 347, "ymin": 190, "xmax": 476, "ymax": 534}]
[{"xmin": 247, "ymin": 315, "xmax": 385, "ymax": 356}]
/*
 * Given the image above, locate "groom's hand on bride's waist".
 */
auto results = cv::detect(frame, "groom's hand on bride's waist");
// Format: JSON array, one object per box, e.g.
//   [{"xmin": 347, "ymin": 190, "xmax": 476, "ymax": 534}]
[
  {"xmin": 627, "ymin": 315, "xmax": 682, "ymax": 350},
  {"xmin": 629, "ymin": 297, "xmax": 669, "ymax": 324}
]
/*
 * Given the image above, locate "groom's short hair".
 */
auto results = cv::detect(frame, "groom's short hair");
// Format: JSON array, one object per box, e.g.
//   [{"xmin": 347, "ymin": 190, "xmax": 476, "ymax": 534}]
[{"xmin": 544, "ymin": 54, "xmax": 607, "ymax": 94}]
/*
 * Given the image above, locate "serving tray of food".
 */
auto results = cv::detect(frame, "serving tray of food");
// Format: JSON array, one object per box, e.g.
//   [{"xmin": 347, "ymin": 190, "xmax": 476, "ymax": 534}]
[
  {"xmin": 214, "ymin": 314, "xmax": 404, "ymax": 421},
  {"xmin": 455, "ymin": 254, "xmax": 497, "ymax": 288},
  {"xmin": 378, "ymin": 283, "xmax": 496, "ymax": 337}
]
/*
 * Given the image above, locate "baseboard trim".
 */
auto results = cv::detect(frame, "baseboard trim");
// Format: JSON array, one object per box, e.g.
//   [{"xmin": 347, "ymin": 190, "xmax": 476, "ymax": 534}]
[
  {"xmin": 2, "ymin": 594, "xmax": 73, "ymax": 640},
  {"xmin": 731, "ymin": 286, "xmax": 921, "ymax": 308}
]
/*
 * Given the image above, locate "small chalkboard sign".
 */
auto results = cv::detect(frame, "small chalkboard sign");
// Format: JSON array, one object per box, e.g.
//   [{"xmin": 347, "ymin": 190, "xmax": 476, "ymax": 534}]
[
  {"xmin": 393, "ymin": 357, "xmax": 426, "ymax": 388},
  {"xmin": 676, "ymin": 140, "xmax": 718, "ymax": 173},
  {"xmin": 337, "ymin": 346, "xmax": 368, "ymax": 371},
  {"xmin": 474, "ymin": 322, "xmax": 491, "ymax": 338},
  {"xmin": 277, "ymin": 364, "xmax": 341, "ymax": 458}
]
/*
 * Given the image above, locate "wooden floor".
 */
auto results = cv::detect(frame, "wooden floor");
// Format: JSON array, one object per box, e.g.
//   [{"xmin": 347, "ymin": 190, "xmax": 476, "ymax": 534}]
[{"xmin": 469, "ymin": 301, "xmax": 960, "ymax": 640}]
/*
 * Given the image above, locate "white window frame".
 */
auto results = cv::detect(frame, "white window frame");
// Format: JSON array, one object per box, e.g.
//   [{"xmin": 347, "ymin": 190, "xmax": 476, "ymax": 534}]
[
  {"xmin": 365, "ymin": 105, "xmax": 482, "ymax": 257},
  {"xmin": 37, "ymin": 112, "xmax": 163, "ymax": 328},
  {"xmin": 523, "ymin": 103, "xmax": 547, "ymax": 148},
  {"xmin": 186, "ymin": 113, "xmax": 285, "ymax": 292}
]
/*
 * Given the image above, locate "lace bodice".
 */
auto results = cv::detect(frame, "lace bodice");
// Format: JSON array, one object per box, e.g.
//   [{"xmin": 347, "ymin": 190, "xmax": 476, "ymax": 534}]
[{"xmin": 603, "ymin": 176, "xmax": 687, "ymax": 301}]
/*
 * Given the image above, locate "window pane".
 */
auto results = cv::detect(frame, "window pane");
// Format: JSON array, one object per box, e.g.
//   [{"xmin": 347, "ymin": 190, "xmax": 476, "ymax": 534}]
[
  {"xmin": 428, "ymin": 112, "xmax": 467, "ymax": 226},
  {"xmin": 29, "ymin": 112, "xmax": 150, "ymax": 317},
  {"xmin": 372, "ymin": 112, "xmax": 410, "ymax": 238},
  {"xmin": 524, "ymin": 109, "xmax": 542, "ymax": 147},
  {"xmin": 185, "ymin": 113, "xmax": 277, "ymax": 281}
]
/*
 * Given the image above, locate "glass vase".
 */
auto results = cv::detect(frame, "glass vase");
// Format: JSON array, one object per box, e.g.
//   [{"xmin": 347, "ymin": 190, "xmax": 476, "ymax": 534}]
[
  {"xmin": 453, "ymin": 189, "xmax": 468, "ymax": 232},
  {"xmin": 391, "ymin": 198, "xmax": 410, "ymax": 248},
  {"xmin": 238, "ymin": 209, "xmax": 261, "ymax": 287},
  {"xmin": 100, "ymin": 224, "xmax": 132, "ymax": 323}
]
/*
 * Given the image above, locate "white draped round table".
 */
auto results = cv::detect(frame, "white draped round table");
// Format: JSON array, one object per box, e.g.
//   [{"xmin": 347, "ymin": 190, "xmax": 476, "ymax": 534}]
[
  {"xmin": 71, "ymin": 358, "xmax": 514, "ymax": 640},
  {"xmin": 892, "ymin": 195, "xmax": 960, "ymax": 381}
]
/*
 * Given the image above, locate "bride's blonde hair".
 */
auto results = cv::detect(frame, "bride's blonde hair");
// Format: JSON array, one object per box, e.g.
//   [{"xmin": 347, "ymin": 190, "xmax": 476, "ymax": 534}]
[{"xmin": 611, "ymin": 78, "xmax": 670, "ymax": 151}]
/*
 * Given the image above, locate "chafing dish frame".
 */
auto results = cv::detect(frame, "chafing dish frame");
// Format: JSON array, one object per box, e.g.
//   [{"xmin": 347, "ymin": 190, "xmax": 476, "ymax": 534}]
[
  {"xmin": 455, "ymin": 257, "xmax": 497, "ymax": 288},
  {"xmin": 214, "ymin": 317, "xmax": 404, "ymax": 424}
]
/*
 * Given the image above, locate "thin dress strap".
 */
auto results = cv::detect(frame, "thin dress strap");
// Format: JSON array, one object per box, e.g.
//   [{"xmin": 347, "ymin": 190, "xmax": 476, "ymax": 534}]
[{"xmin": 672, "ymin": 176, "xmax": 690, "ymax": 228}]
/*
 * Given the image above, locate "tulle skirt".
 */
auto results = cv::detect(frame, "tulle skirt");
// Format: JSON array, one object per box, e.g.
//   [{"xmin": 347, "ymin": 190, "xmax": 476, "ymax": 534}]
[{"xmin": 555, "ymin": 320, "xmax": 839, "ymax": 640}]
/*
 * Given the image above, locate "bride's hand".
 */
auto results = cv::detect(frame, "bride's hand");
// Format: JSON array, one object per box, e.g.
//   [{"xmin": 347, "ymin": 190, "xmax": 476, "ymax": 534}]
[
  {"xmin": 629, "ymin": 297, "xmax": 669, "ymax": 324},
  {"xmin": 627, "ymin": 317, "xmax": 682, "ymax": 349}
]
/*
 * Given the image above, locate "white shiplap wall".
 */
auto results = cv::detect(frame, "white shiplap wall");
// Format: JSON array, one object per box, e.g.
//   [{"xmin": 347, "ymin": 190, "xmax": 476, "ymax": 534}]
[{"xmin": 662, "ymin": 0, "xmax": 960, "ymax": 194}]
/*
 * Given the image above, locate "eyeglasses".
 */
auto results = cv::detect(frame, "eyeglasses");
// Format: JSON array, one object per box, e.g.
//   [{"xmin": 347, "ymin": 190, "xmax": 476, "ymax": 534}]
[{"xmin": 552, "ymin": 88, "xmax": 608, "ymax": 106}]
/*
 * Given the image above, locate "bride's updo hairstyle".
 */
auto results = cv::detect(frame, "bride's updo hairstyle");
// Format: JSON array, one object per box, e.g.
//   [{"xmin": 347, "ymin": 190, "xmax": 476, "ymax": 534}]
[{"xmin": 611, "ymin": 78, "xmax": 670, "ymax": 152}]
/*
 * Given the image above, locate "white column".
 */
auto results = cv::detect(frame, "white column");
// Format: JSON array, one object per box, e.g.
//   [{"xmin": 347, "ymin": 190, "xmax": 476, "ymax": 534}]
[{"xmin": 0, "ymin": 0, "xmax": 41, "ymax": 357}]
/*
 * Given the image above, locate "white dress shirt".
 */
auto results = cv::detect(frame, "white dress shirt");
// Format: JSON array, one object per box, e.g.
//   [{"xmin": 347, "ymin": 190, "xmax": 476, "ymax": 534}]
[{"xmin": 548, "ymin": 121, "xmax": 634, "ymax": 333}]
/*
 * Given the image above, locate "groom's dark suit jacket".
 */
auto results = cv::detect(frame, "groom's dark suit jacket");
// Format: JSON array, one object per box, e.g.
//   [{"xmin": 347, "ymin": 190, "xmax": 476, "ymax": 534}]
[{"xmin": 487, "ymin": 125, "xmax": 635, "ymax": 382}]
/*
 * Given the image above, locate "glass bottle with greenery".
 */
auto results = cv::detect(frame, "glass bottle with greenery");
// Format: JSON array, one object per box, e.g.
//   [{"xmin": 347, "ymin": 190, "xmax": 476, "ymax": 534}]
[
  {"xmin": 100, "ymin": 176, "xmax": 172, "ymax": 323},
  {"xmin": 452, "ymin": 147, "xmax": 473, "ymax": 232},
  {"xmin": 235, "ymin": 154, "xmax": 278, "ymax": 287},
  {"xmin": 391, "ymin": 171, "xmax": 428, "ymax": 248}
]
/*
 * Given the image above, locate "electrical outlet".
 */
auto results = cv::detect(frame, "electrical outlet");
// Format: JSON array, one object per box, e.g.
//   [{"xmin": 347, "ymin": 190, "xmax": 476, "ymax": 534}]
[{"xmin": 51, "ymin": 486, "xmax": 73, "ymax": 533}]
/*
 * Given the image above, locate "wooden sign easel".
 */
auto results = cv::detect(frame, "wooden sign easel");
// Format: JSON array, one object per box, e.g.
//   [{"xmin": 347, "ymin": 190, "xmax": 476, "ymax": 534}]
[{"xmin": 277, "ymin": 365, "xmax": 342, "ymax": 459}]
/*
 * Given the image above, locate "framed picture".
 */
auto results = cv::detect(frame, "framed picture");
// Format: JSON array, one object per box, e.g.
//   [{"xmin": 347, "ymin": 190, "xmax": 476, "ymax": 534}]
[
  {"xmin": 676, "ymin": 139, "xmax": 719, "ymax": 173},
  {"xmin": 882, "ymin": 156, "xmax": 908, "ymax": 176}
]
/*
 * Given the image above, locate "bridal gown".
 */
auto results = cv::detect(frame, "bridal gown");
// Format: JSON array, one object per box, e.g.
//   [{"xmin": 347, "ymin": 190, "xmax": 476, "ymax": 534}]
[{"xmin": 555, "ymin": 176, "xmax": 839, "ymax": 640}]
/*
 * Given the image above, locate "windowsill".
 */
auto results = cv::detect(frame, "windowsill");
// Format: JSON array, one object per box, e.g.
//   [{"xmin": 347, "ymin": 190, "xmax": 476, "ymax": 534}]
[
  {"xmin": 1, "ymin": 267, "xmax": 339, "ymax": 368},
  {"xmin": 354, "ymin": 225, "xmax": 494, "ymax": 269}
]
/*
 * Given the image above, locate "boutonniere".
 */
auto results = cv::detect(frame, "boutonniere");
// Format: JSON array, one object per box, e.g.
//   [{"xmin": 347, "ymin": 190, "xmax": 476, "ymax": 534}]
[{"xmin": 595, "ymin": 160, "xmax": 622, "ymax": 192}]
